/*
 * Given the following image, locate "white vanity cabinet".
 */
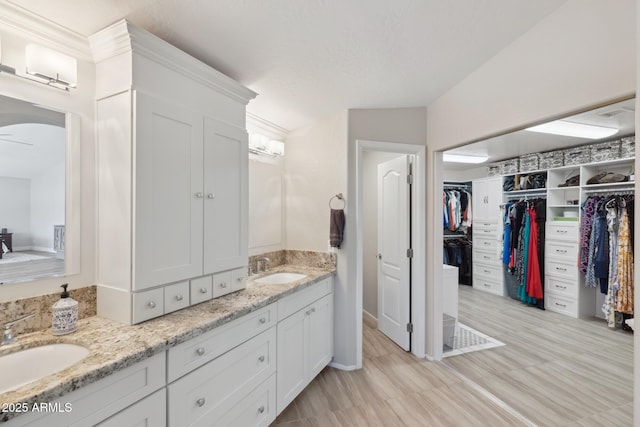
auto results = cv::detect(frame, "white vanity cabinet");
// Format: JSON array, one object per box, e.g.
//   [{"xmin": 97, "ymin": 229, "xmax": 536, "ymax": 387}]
[
  {"xmin": 91, "ymin": 20, "xmax": 256, "ymax": 324},
  {"xmin": 276, "ymin": 278, "xmax": 334, "ymax": 414}
]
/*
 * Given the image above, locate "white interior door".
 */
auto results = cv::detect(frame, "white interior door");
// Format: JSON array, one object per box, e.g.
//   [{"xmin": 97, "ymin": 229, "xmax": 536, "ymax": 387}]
[{"xmin": 377, "ymin": 155, "xmax": 411, "ymax": 351}]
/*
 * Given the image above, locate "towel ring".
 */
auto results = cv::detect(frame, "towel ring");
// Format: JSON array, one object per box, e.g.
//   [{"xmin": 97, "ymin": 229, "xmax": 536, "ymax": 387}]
[{"xmin": 329, "ymin": 193, "xmax": 345, "ymax": 209}]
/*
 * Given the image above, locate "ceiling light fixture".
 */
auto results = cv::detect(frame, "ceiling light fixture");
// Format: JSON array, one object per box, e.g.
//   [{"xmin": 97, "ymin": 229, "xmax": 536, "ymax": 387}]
[
  {"xmin": 25, "ymin": 44, "xmax": 77, "ymax": 90},
  {"xmin": 525, "ymin": 120, "xmax": 618, "ymax": 139},
  {"xmin": 442, "ymin": 153, "xmax": 488, "ymax": 164}
]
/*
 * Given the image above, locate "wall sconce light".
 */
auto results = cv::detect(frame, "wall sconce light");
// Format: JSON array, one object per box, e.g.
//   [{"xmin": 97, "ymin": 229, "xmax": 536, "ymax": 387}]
[
  {"xmin": 25, "ymin": 44, "xmax": 77, "ymax": 90},
  {"xmin": 249, "ymin": 132, "xmax": 285, "ymax": 157}
]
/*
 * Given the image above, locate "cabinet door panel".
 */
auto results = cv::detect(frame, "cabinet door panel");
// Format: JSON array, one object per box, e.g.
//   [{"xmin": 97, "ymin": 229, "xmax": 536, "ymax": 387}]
[
  {"xmin": 134, "ymin": 92, "xmax": 204, "ymax": 289},
  {"xmin": 308, "ymin": 294, "xmax": 333, "ymax": 379},
  {"xmin": 276, "ymin": 308, "xmax": 307, "ymax": 414},
  {"xmin": 203, "ymin": 117, "xmax": 248, "ymax": 273}
]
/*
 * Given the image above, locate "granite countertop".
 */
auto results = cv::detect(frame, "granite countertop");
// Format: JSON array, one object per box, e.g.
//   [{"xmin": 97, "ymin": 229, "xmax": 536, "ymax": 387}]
[{"xmin": 0, "ymin": 264, "xmax": 334, "ymax": 422}]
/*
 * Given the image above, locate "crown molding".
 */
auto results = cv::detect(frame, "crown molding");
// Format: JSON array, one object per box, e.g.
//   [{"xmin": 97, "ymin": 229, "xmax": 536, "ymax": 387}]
[
  {"xmin": 89, "ymin": 19, "xmax": 257, "ymax": 105},
  {"xmin": 0, "ymin": 1, "xmax": 91, "ymax": 61},
  {"xmin": 246, "ymin": 112, "xmax": 289, "ymax": 140}
]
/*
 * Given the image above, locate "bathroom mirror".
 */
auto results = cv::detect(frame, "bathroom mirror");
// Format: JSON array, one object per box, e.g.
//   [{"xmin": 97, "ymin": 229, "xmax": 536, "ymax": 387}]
[{"xmin": 0, "ymin": 94, "xmax": 78, "ymax": 284}]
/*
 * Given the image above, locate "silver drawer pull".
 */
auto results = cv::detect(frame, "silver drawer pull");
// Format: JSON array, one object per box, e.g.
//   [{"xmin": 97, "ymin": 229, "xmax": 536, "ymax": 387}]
[
  {"xmin": 483, "ymin": 230, "xmax": 491, "ymax": 233},
  {"xmin": 237, "ymin": 277, "xmax": 245, "ymax": 282},
  {"xmin": 258, "ymin": 355, "xmax": 265, "ymax": 362},
  {"xmin": 310, "ymin": 307, "xmax": 316, "ymax": 313},
  {"xmin": 220, "ymin": 282, "xmax": 227, "ymax": 288},
  {"xmin": 196, "ymin": 347, "xmax": 205, "ymax": 356},
  {"xmin": 557, "ymin": 285, "xmax": 567, "ymax": 290},
  {"xmin": 259, "ymin": 317, "xmax": 267, "ymax": 324},
  {"xmin": 555, "ymin": 302, "xmax": 567, "ymax": 308},
  {"xmin": 305, "ymin": 310, "xmax": 311, "ymax": 315},
  {"xmin": 556, "ymin": 267, "xmax": 567, "ymax": 272},
  {"xmin": 207, "ymin": 193, "xmax": 215, "ymax": 199},
  {"xmin": 556, "ymin": 249, "xmax": 567, "ymax": 254},
  {"xmin": 483, "ymin": 242, "xmax": 491, "ymax": 245},
  {"xmin": 175, "ymin": 294, "xmax": 184, "ymax": 301},
  {"xmin": 483, "ymin": 255, "xmax": 490, "ymax": 259},
  {"xmin": 258, "ymin": 405, "xmax": 265, "ymax": 414},
  {"xmin": 197, "ymin": 398, "xmax": 206, "ymax": 407},
  {"xmin": 556, "ymin": 229, "xmax": 568, "ymax": 234},
  {"xmin": 483, "ymin": 283, "xmax": 490, "ymax": 287},
  {"xmin": 200, "ymin": 288, "xmax": 208, "ymax": 294},
  {"xmin": 195, "ymin": 192, "xmax": 203, "ymax": 198},
  {"xmin": 147, "ymin": 301, "xmax": 156, "ymax": 309},
  {"xmin": 483, "ymin": 270, "xmax": 491, "ymax": 274}
]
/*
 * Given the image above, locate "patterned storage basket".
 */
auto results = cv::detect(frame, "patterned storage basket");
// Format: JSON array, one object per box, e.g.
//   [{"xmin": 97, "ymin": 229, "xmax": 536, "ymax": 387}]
[
  {"xmin": 487, "ymin": 163, "xmax": 501, "ymax": 176},
  {"xmin": 590, "ymin": 140, "xmax": 621, "ymax": 162},
  {"xmin": 538, "ymin": 150, "xmax": 564, "ymax": 169},
  {"xmin": 499, "ymin": 158, "xmax": 518, "ymax": 174},
  {"xmin": 518, "ymin": 154, "xmax": 539, "ymax": 173},
  {"xmin": 621, "ymin": 136, "xmax": 635, "ymax": 158},
  {"xmin": 563, "ymin": 146, "xmax": 591, "ymax": 166}
]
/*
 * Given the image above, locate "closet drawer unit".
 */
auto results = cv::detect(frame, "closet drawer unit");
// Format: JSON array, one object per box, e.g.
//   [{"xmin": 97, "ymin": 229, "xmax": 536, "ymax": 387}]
[
  {"xmin": 168, "ymin": 327, "xmax": 276, "ymax": 427},
  {"xmin": 546, "ymin": 241, "xmax": 578, "ymax": 262},
  {"xmin": 473, "ymin": 249, "xmax": 501, "ymax": 266},
  {"xmin": 547, "ymin": 222, "xmax": 578, "ymax": 241},
  {"xmin": 546, "ymin": 276, "xmax": 578, "ymax": 299},
  {"xmin": 168, "ymin": 304, "xmax": 276, "ymax": 382},
  {"xmin": 474, "ymin": 262, "xmax": 502, "ymax": 279},
  {"xmin": 546, "ymin": 260, "xmax": 578, "ymax": 281},
  {"xmin": 546, "ymin": 293, "xmax": 578, "ymax": 317},
  {"xmin": 474, "ymin": 221, "xmax": 499, "ymax": 234},
  {"xmin": 473, "ymin": 276, "xmax": 503, "ymax": 296}
]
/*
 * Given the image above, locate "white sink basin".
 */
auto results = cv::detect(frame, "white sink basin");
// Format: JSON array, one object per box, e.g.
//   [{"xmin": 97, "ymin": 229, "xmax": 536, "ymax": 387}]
[
  {"xmin": 255, "ymin": 272, "xmax": 307, "ymax": 285},
  {"xmin": 0, "ymin": 343, "xmax": 89, "ymax": 393}
]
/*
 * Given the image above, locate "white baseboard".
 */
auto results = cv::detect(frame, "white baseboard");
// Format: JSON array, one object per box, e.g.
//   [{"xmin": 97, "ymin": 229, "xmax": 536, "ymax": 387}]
[
  {"xmin": 328, "ymin": 362, "xmax": 358, "ymax": 371},
  {"xmin": 32, "ymin": 246, "xmax": 56, "ymax": 253},
  {"xmin": 362, "ymin": 309, "xmax": 377, "ymax": 324}
]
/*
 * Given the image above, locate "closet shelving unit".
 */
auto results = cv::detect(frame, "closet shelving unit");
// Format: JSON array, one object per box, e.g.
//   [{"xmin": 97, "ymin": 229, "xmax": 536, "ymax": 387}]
[{"xmin": 497, "ymin": 155, "xmax": 635, "ymax": 318}]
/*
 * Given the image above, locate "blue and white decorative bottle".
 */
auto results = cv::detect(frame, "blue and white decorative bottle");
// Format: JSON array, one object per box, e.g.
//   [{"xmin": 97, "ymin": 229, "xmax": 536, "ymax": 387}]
[{"xmin": 52, "ymin": 284, "xmax": 78, "ymax": 335}]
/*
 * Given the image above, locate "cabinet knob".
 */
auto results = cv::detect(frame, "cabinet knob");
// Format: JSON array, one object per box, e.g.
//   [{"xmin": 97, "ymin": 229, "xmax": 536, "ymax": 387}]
[
  {"xmin": 220, "ymin": 282, "xmax": 227, "ymax": 288},
  {"xmin": 258, "ymin": 355, "xmax": 265, "ymax": 362},
  {"xmin": 259, "ymin": 317, "xmax": 267, "ymax": 324},
  {"xmin": 258, "ymin": 406, "xmax": 265, "ymax": 414},
  {"xmin": 207, "ymin": 193, "xmax": 215, "ymax": 199},
  {"xmin": 310, "ymin": 307, "xmax": 316, "ymax": 313},
  {"xmin": 147, "ymin": 301, "xmax": 156, "ymax": 309},
  {"xmin": 195, "ymin": 192, "xmax": 203, "ymax": 198},
  {"xmin": 200, "ymin": 288, "xmax": 208, "ymax": 294},
  {"xmin": 196, "ymin": 347, "xmax": 205, "ymax": 356},
  {"xmin": 237, "ymin": 276, "xmax": 245, "ymax": 282},
  {"xmin": 175, "ymin": 294, "xmax": 184, "ymax": 301},
  {"xmin": 197, "ymin": 398, "xmax": 206, "ymax": 407}
]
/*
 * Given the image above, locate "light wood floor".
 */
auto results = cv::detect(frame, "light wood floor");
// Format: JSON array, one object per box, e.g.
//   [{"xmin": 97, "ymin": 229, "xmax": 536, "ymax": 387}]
[
  {"xmin": 272, "ymin": 285, "xmax": 633, "ymax": 427},
  {"xmin": 0, "ymin": 251, "xmax": 65, "ymax": 284}
]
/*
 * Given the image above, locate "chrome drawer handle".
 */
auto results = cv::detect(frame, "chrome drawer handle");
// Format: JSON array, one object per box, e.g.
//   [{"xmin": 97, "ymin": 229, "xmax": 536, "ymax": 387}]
[
  {"xmin": 200, "ymin": 288, "xmax": 208, "ymax": 294},
  {"xmin": 220, "ymin": 282, "xmax": 227, "ymax": 288},
  {"xmin": 556, "ymin": 267, "xmax": 567, "ymax": 272},
  {"xmin": 147, "ymin": 301, "xmax": 156, "ymax": 309},
  {"xmin": 259, "ymin": 317, "xmax": 267, "ymax": 324},
  {"xmin": 258, "ymin": 405, "xmax": 265, "ymax": 414},
  {"xmin": 557, "ymin": 285, "xmax": 567, "ymax": 290},
  {"xmin": 483, "ymin": 283, "xmax": 490, "ymax": 288},
  {"xmin": 483, "ymin": 230, "xmax": 491, "ymax": 233},
  {"xmin": 195, "ymin": 192, "xmax": 203, "ymax": 199},
  {"xmin": 197, "ymin": 398, "xmax": 206, "ymax": 407},
  {"xmin": 483, "ymin": 242, "xmax": 490, "ymax": 245},
  {"xmin": 555, "ymin": 302, "xmax": 567, "ymax": 308},
  {"xmin": 258, "ymin": 355, "xmax": 265, "ymax": 362},
  {"xmin": 207, "ymin": 193, "xmax": 215, "ymax": 199},
  {"xmin": 557, "ymin": 230, "xmax": 568, "ymax": 234},
  {"xmin": 556, "ymin": 249, "xmax": 567, "ymax": 254},
  {"xmin": 196, "ymin": 347, "xmax": 205, "ymax": 356},
  {"xmin": 175, "ymin": 294, "xmax": 184, "ymax": 301},
  {"xmin": 483, "ymin": 270, "xmax": 491, "ymax": 274},
  {"xmin": 237, "ymin": 277, "xmax": 245, "ymax": 282},
  {"xmin": 483, "ymin": 255, "xmax": 490, "ymax": 259}
]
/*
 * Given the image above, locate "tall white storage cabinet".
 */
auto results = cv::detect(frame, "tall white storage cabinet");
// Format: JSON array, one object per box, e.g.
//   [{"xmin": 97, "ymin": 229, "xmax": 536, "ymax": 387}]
[
  {"xmin": 91, "ymin": 20, "xmax": 256, "ymax": 324},
  {"xmin": 472, "ymin": 177, "xmax": 504, "ymax": 296}
]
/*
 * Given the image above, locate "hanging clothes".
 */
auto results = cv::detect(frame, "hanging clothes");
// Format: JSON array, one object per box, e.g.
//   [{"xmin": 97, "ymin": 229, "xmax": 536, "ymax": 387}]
[
  {"xmin": 443, "ymin": 237, "xmax": 473, "ymax": 285},
  {"xmin": 615, "ymin": 200, "xmax": 634, "ymax": 315},
  {"xmin": 442, "ymin": 187, "xmax": 472, "ymax": 234}
]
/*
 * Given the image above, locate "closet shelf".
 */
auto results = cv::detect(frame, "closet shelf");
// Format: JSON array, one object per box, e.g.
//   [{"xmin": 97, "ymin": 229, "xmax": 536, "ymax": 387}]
[
  {"xmin": 548, "ymin": 204, "xmax": 579, "ymax": 208},
  {"xmin": 582, "ymin": 181, "xmax": 635, "ymax": 191}
]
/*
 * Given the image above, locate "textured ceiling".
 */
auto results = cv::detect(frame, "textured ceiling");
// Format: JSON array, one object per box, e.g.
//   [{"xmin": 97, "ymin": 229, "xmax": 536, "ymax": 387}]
[{"xmin": 10, "ymin": 0, "xmax": 566, "ymax": 131}]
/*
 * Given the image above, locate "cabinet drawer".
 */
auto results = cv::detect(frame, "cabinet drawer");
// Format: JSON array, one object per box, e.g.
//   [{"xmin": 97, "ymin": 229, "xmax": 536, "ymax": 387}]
[
  {"xmin": 232, "ymin": 267, "xmax": 248, "ymax": 292},
  {"xmin": 212, "ymin": 270, "xmax": 233, "ymax": 298},
  {"xmin": 167, "ymin": 303, "xmax": 276, "ymax": 382},
  {"xmin": 475, "ymin": 263, "xmax": 502, "ymax": 279},
  {"xmin": 546, "ymin": 260, "xmax": 578, "ymax": 280},
  {"xmin": 546, "ymin": 276, "xmax": 578, "ymax": 298},
  {"xmin": 475, "ymin": 220, "xmax": 499, "ymax": 229},
  {"xmin": 164, "ymin": 281, "xmax": 190, "ymax": 314},
  {"xmin": 473, "ymin": 249, "xmax": 501, "ymax": 265},
  {"xmin": 96, "ymin": 389, "xmax": 166, "ymax": 427},
  {"xmin": 474, "ymin": 224, "xmax": 499, "ymax": 236},
  {"xmin": 473, "ymin": 276, "xmax": 503, "ymax": 296},
  {"xmin": 132, "ymin": 288, "xmax": 164, "ymax": 323},
  {"xmin": 278, "ymin": 277, "xmax": 332, "ymax": 321},
  {"xmin": 547, "ymin": 223, "xmax": 578, "ymax": 241},
  {"xmin": 474, "ymin": 237, "xmax": 499, "ymax": 251},
  {"xmin": 190, "ymin": 275, "xmax": 213, "ymax": 304},
  {"xmin": 215, "ymin": 374, "xmax": 276, "ymax": 427},
  {"xmin": 168, "ymin": 327, "xmax": 276, "ymax": 427},
  {"xmin": 546, "ymin": 241, "xmax": 578, "ymax": 262},
  {"xmin": 546, "ymin": 293, "xmax": 577, "ymax": 317}
]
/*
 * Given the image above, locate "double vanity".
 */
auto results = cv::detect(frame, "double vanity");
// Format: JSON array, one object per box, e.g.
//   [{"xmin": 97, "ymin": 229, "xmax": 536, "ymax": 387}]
[{"xmin": 0, "ymin": 265, "xmax": 334, "ymax": 425}]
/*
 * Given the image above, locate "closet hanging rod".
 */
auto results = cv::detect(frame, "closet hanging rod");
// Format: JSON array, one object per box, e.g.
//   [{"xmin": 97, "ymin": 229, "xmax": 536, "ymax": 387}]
[
  {"xmin": 583, "ymin": 189, "xmax": 634, "ymax": 196},
  {"xmin": 443, "ymin": 182, "xmax": 472, "ymax": 189},
  {"xmin": 504, "ymin": 191, "xmax": 547, "ymax": 200},
  {"xmin": 443, "ymin": 234, "xmax": 469, "ymax": 239}
]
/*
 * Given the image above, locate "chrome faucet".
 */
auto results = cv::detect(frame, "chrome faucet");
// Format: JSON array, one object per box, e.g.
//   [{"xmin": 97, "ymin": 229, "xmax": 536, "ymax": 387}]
[
  {"xmin": 257, "ymin": 257, "xmax": 271, "ymax": 273},
  {"xmin": 2, "ymin": 313, "xmax": 36, "ymax": 346}
]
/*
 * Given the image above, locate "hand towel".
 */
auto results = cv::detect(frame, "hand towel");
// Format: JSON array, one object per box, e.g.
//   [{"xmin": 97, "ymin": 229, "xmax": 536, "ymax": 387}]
[{"xmin": 330, "ymin": 209, "xmax": 345, "ymax": 248}]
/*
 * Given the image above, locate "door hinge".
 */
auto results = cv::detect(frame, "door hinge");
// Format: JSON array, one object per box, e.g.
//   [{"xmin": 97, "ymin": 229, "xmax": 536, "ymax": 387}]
[
  {"xmin": 407, "ymin": 173, "xmax": 413, "ymax": 185},
  {"xmin": 406, "ymin": 323, "xmax": 413, "ymax": 333},
  {"xmin": 407, "ymin": 248, "xmax": 413, "ymax": 258}
]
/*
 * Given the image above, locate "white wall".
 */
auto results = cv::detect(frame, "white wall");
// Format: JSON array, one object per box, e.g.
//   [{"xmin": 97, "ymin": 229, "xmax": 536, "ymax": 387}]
[
  {"xmin": 248, "ymin": 155, "xmax": 284, "ymax": 255},
  {"xmin": 30, "ymin": 160, "xmax": 65, "ymax": 252},
  {"xmin": 442, "ymin": 166, "xmax": 487, "ymax": 182},
  {"xmin": 425, "ymin": 0, "xmax": 636, "ymax": 361},
  {"xmin": 362, "ymin": 151, "xmax": 403, "ymax": 318},
  {"xmin": 0, "ymin": 177, "xmax": 31, "ymax": 249},
  {"xmin": 0, "ymin": 5, "xmax": 96, "ymax": 300}
]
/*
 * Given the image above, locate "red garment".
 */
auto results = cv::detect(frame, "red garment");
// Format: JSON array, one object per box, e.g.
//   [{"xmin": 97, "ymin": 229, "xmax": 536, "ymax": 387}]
[{"xmin": 526, "ymin": 208, "xmax": 543, "ymax": 299}]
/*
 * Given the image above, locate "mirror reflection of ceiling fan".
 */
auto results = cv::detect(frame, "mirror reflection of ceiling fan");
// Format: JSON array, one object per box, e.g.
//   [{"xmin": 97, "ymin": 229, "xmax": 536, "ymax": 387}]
[{"xmin": 0, "ymin": 134, "xmax": 34, "ymax": 146}]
